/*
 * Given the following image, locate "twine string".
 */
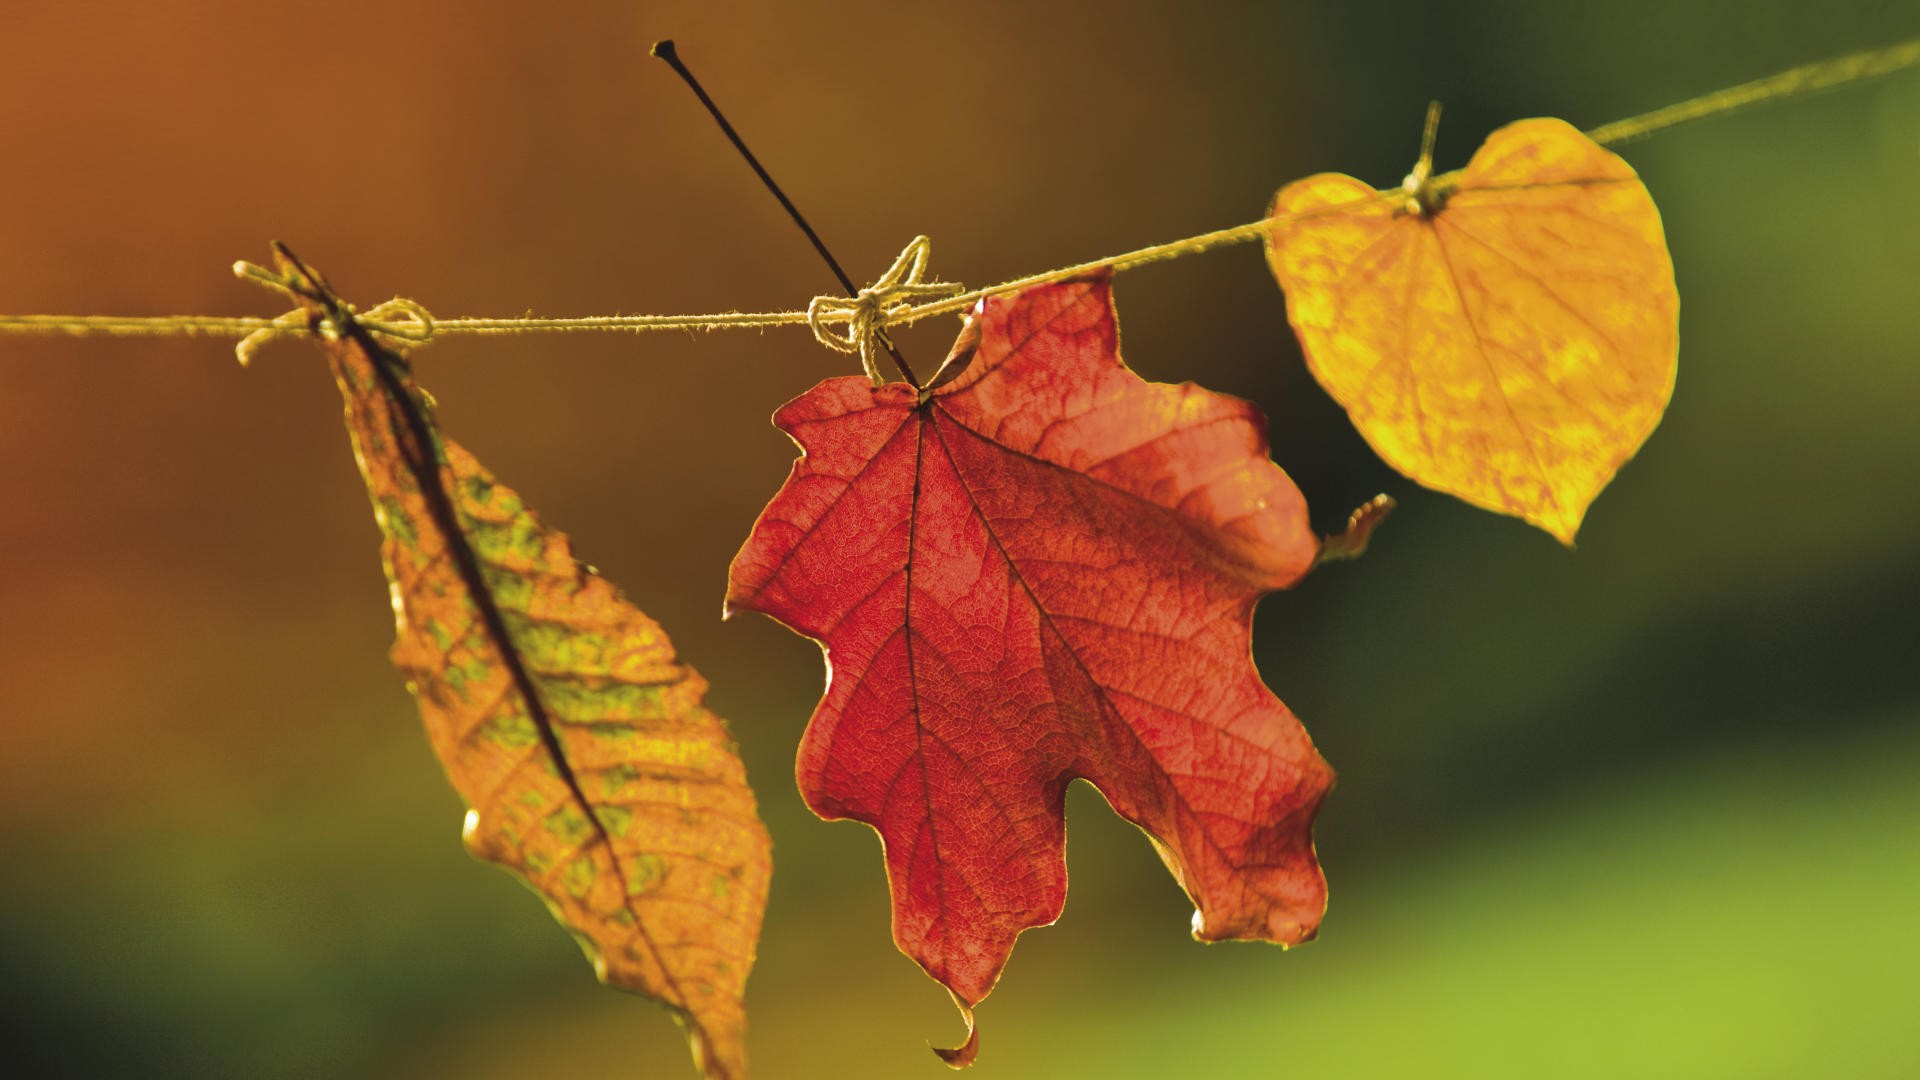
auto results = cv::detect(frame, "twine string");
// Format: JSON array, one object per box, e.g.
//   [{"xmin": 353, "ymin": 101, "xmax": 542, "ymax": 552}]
[
  {"xmin": 1, "ymin": 38, "xmax": 1914, "ymax": 365},
  {"xmin": 1585, "ymin": 36, "xmax": 1920, "ymax": 147}
]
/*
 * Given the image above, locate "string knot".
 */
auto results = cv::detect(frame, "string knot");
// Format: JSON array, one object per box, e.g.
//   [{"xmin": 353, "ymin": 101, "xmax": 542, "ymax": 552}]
[
  {"xmin": 807, "ymin": 236, "xmax": 963, "ymax": 385},
  {"xmin": 231, "ymin": 246, "xmax": 437, "ymax": 366}
]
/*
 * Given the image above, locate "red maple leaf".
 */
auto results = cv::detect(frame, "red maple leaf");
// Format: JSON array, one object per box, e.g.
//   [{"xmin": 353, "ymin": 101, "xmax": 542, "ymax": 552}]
[{"xmin": 728, "ymin": 275, "xmax": 1340, "ymax": 1057}]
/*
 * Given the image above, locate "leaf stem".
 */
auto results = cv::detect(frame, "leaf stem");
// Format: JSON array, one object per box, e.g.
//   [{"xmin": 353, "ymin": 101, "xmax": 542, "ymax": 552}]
[{"xmin": 650, "ymin": 39, "xmax": 921, "ymax": 386}]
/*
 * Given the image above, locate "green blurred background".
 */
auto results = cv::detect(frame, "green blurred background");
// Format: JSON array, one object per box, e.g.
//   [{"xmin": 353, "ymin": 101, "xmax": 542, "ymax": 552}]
[{"xmin": 2, "ymin": 2, "xmax": 1916, "ymax": 1076}]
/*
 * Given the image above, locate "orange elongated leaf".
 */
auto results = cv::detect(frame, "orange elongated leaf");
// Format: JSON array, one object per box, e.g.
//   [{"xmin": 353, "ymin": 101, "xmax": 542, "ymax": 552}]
[
  {"xmin": 729, "ymin": 276, "xmax": 1355, "ymax": 1062},
  {"xmin": 277, "ymin": 251, "xmax": 770, "ymax": 1080},
  {"xmin": 1266, "ymin": 117, "xmax": 1678, "ymax": 544}
]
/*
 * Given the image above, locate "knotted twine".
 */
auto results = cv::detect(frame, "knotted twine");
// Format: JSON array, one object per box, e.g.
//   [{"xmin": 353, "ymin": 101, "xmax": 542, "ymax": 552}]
[
  {"xmin": 804, "ymin": 235, "xmax": 965, "ymax": 386},
  {"xmin": 232, "ymin": 255, "xmax": 435, "ymax": 366}
]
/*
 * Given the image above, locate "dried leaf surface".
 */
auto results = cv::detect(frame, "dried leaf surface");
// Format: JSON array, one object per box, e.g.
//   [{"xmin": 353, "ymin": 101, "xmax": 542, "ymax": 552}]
[
  {"xmin": 310, "ymin": 272, "xmax": 769, "ymax": 1079},
  {"xmin": 728, "ymin": 277, "xmax": 1333, "ymax": 1053},
  {"xmin": 1266, "ymin": 118, "xmax": 1678, "ymax": 543}
]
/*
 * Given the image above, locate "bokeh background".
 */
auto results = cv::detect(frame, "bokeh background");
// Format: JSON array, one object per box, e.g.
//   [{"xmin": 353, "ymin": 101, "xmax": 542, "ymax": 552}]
[{"xmin": 3, "ymin": 2, "xmax": 1917, "ymax": 1077}]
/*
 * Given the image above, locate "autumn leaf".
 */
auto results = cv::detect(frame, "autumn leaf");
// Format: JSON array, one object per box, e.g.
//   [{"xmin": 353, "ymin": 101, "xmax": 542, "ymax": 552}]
[
  {"xmin": 1265, "ymin": 117, "xmax": 1678, "ymax": 544},
  {"xmin": 274, "ymin": 250, "xmax": 770, "ymax": 1080},
  {"xmin": 728, "ymin": 275, "xmax": 1342, "ymax": 1063}
]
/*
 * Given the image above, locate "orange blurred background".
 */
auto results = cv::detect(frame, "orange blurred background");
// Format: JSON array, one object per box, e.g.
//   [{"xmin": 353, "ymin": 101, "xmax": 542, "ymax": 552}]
[{"xmin": 3, "ymin": 3, "xmax": 1917, "ymax": 1077}]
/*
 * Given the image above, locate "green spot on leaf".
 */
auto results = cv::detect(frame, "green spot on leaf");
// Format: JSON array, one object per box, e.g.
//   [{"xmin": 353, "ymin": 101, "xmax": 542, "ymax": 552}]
[
  {"xmin": 600, "ymin": 763, "xmax": 639, "ymax": 798},
  {"xmin": 461, "ymin": 473, "xmax": 495, "ymax": 509},
  {"xmin": 563, "ymin": 854, "xmax": 596, "ymax": 899},
  {"xmin": 487, "ymin": 568, "xmax": 534, "ymax": 611},
  {"xmin": 628, "ymin": 853, "xmax": 669, "ymax": 896},
  {"xmin": 481, "ymin": 710, "xmax": 539, "ymax": 750},
  {"xmin": 595, "ymin": 805, "xmax": 633, "ymax": 837},
  {"xmin": 544, "ymin": 806, "xmax": 593, "ymax": 847}
]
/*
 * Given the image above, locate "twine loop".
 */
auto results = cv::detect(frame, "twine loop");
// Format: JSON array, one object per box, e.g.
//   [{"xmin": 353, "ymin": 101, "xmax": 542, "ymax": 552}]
[
  {"xmin": 807, "ymin": 236, "xmax": 963, "ymax": 385},
  {"xmin": 230, "ymin": 253, "xmax": 438, "ymax": 366}
]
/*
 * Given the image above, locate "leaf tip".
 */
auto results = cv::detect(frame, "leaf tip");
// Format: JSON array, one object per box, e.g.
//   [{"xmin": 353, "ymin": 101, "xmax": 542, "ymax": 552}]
[
  {"xmin": 930, "ymin": 994, "xmax": 979, "ymax": 1069},
  {"xmin": 684, "ymin": 1018, "xmax": 748, "ymax": 1080},
  {"xmin": 1536, "ymin": 503, "xmax": 1585, "ymax": 548}
]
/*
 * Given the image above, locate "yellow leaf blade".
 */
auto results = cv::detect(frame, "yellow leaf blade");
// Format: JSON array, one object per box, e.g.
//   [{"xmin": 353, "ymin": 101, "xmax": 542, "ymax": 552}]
[
  {"xmin": 305, "ymin": 270, "xmax": 769, "ymax": 1079},
  {"xmin": 1266, "ymin": 118, "xmax": 1679, "ymax": 544}
]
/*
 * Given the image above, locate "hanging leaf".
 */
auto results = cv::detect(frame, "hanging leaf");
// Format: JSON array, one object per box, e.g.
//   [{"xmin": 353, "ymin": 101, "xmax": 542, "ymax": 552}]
[
  {"xmin": 1265, "ymin": 117, "xmax": 1678, "ymax": 544},
  {"xmin": 280, "ymin": 251, "xmax": 770, "ymax": 1080},
  {"xmin": 729, "ymin": 275, "xmax": 1360, "ymax": 1064}
]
